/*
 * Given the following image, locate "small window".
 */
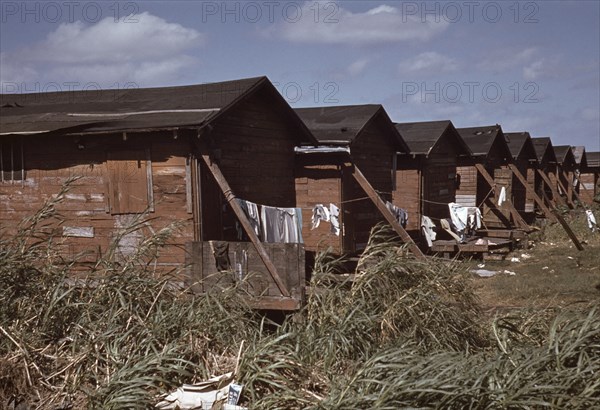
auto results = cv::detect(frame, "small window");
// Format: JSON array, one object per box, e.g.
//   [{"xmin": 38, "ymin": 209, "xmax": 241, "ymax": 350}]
[
  {"xmin": 0, "ymin": 137, "xmax": 25, "ymax": 183},
  {"xmin": 107, "ymin": 150, "xmax": 153, "ymax": 214}
]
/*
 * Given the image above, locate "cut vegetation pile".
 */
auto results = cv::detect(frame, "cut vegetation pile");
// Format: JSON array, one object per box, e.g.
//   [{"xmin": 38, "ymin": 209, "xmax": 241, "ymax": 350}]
[{"xmin": 1, "ymin": 194, "xmax": 599, "ymax": 408}]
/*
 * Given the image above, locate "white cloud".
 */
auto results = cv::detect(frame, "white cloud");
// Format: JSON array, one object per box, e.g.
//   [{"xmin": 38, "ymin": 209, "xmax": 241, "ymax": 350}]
[
  {"xmin": 476, "ymin": 47, "xmax": 538, "ymax": 72},
  {"xmin": 398, "ymin": 52, "xmax": 458, "ymax": 74},
  {"xmin": 347, "ymin": 58, "xmax": 369, "ymax": 76},
  {"xmin": 270, "ymin": 1, "xmax": 448, "ymax": 45},
  {"xmin": 523, "ymin": 60, "xmax": 545, "ymax": 81},
  {"xmin": 1, "ymin": 12, "xmax": 203, "ymax": 87}
]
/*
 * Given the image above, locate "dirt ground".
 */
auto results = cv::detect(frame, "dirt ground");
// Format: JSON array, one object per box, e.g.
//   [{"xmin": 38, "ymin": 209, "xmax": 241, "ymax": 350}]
[{"xmin": 469, "ymin": 207, "xmax": 600, "ymax": 312}]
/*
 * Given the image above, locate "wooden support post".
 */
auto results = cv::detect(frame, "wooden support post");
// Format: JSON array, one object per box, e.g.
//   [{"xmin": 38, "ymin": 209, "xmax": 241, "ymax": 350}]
[
  {"xmin": 552, "ymin": 210, "xmax": 584, "ymax": 251},
  {"xmin": 562, "ymin": 170, "xmax": 584, "ymax": 206},
  {"xmin": 197, "ymin": 144, "xmax": 291, "ymax": 298},
  {"xmin": 508, "ymin": 164, "xmax": 557, "ymax": 222},
  {"xmin": 537, "ymin": 169, "xmax": 565, "ymax": 207},
  {"xmin": 549, "ymin": 171, "xmax": 575, "ymax": 208},
  {"xmin": 474, "ymin": 164, "xmax": 529, "ymax": 230},
  {"xmin": 348, "ymin": 164, "xmax": 426, "ymax": 260}
]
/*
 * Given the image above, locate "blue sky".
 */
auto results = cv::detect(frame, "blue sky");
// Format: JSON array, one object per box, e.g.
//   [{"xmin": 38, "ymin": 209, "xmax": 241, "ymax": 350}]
[{"xmin": 1, "ymin": 0, "xmax": 599, "ymax": 150}]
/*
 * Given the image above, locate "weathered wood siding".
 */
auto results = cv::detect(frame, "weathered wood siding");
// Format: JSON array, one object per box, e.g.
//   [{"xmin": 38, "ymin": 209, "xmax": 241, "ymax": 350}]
[
  {"xmin": 348, "ymin": 117, "xmax": 395, "ymax": 251},
  {"xmin": 512, "ymin": 159, "xmax": 529, "ymax": 215},
  {"xmin": 394, "ymin": 156, "xmax": 421, "ymax": 235},
  {"xmin": 185, "ymin": 241, "xmax": 304, "ymax": 303},
  {"xmin": 199, "ymin": 90, "xmax": 302, "ymax": 242},
  {"xmin": 422, "ymin": 137, "xmax": 460, "ymax": 225},
  {"xmin": 295, "ymin": 155, "xmax": 343, "ymax": 255},
  {"xmin": 455, "ymin": 163, "xmax": 478, "ymax": 207},
  {"xmin": 579, "ymin": 171, "xmax": 598, "ymax": 204},
  {"xmin": 483, "ymin": 165, "xmax": 513, "ymax": 228},
  {"xmin": 0, "ymin": 133, "xmax": 193, "ymax": 275}
]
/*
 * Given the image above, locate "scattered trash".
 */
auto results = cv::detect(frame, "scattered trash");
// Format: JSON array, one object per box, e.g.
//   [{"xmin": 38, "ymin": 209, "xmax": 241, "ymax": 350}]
[
  {"xmin": 586, "ymin": 210, "xmax": 597, "ymax": 232},
  {"xmin": 510, "ymin": 257, "xmax": 520, "ymax": 263},
  {"xmin": 503, "ymin": 270, "xmax": 517, "ymax": 276},
  {"xmin": 477, "ymin": 263, "xmax": 486, "ymax": 268},
  {"xmin": 542, "ymin": 266, "xmax": 549, "ymax": 270},
  {"xmin": 520, "ymin": 253, "xmax": 532, "ymax": 260},
  {"xmin": 155, "ymin": 372, "xmax": 240, "ymax": 410},
  {"xmin": 567, "ymin": 256, "xmax": 575, "ymax": 260},
  {"xmin": 475, "ymin": 238, "xmax": 487, "ymax": 245},
  {"xmin": 228, "ymin": 383, "xmax": 243, "ymax": 405},
  {"xmin": 472, "ymin": 269, "xmax": 498, "ymax": 277}
]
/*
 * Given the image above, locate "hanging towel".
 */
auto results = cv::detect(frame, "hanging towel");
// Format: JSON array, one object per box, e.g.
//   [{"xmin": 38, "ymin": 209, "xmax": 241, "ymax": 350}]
[
  {"xmin": 497, "ymin": 186, "xmax": 507, "ymax": 206},
  {"xmin": 311, "ymin": 204, "xmax": 330, "ymax": 229},
  {"xmin": 448, "ymin": 202, "xmax": 482, "ymax": 240},
  {"xmin": 421, "ymin": 216, "xmax": 437, "ymax": 247},
  {"xmin": 260, "ymin": 205, "xmax": 304, "ymax": 243},
  {"xmin": 329, "ymin": 203, "xmax": 340, "ymax": 236}
]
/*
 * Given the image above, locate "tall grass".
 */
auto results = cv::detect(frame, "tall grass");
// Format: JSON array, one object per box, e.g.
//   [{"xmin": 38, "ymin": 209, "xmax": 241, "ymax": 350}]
[
  {"xmin": 1, "ymin": 194, "xmax": 599, "ymax": 409},
  {"xmin": 0, "ymin": 183, "xmax": 258, "ymax": 408}
]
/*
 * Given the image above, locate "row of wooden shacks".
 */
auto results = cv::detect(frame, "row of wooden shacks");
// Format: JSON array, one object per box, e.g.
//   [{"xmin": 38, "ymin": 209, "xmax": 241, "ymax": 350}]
[{"xmin": 1, "ymin": 77, "xmax": 599, "ymax": 310}]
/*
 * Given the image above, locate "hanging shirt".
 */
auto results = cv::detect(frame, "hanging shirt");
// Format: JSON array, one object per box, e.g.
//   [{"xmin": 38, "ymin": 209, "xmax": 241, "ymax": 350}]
[
  {"xmin": 386, "ymin": 201, "xmax": 408, "ymax": 228},
  {"xmin": 329, "ymin": 203, "xmax": 340, "ymax": 236},
  {"xmin": 260, "ymin": 205, "xmax": 304, "ymax": 243},
  {"xmin": 237, "ymin": 199, "xmax": 261, "ymax": 237},
  {"xmin": 311, "ymin": 204, "xmax": 330, "ymax": 229},
  {"xmin": 421, "ymin": 216, "xmax": 437, "ymax": 247}
]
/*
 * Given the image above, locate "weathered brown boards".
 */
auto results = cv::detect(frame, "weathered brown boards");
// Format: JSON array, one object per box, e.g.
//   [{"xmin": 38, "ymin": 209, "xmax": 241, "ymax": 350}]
[
  {"xmin": 393, "ymin": 120, "xmax": 470, "ymax": 241},
  {"xmin": 456, "ymin": 125, "xmax": 523, "ymax": 230},
  {"xmin": 510, "ymin": 166, "xmax": 584, "ymax": 250},
  {"xmin": 562, "ymin": 170, "xmax": 585, "ymax": 206},
  {"xmin": 508, "ymin": 163, "xmax": 557, "ymax": 222},
  {"xmin": 549, "ymin": 171, "xmax": 576, "ymax": 208},
  {"xmin": 579, "ymin": 152, "xmax": 599, "ymax": 204},
  {"xmin": 185, "ymin": 241, "xmax": 304, "ymax": 309},
  {"xmin": 0, "ymin": 76, "xmax": 317, "ymax": 310},
  {"xmin": 294, "ymin": 105, "xmax": 408, "ymax": 257},
  {"xmin": 537, "ymin": 169, "xmax": 567, "ymax": 207},
  {"xmin": 474, "ymin": 163, "xmax": 529, "ymax": 230},
  {"xmin": 349, "ymin": 163, "xmax": 426, "ymax": 260},
  {"xmin": 431, "ymin": 237, "xmax": 513, "ymax": 260},
  {"xmin": 198, "ymin": 148, "xmax": 290, "ymax": 297}
]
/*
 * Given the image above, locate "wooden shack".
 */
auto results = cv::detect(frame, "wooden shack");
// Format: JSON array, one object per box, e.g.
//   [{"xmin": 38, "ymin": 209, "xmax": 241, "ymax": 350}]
[
  {"xmin": 571, "ymin": 146, "xmax": 589, "ymax": 202},
  {"xmin": 531, "ymin": 137, "xmax": 563, "ymax": 208},
  {"xmin": 0, "ymin": 76, "xmax": 316, "ymax": 310},
  {"xmin": 504, "ymin": 132, "xmax": 539, "ymax": 220},
  {"xmin": 393, "ymin": 120, "xmax": 470, "ymax": 239},
  {"xmin": 455, "ymin": 125, "xmax": 528, "ymax": 231},
  {"xmin": 554, "ymin": 145, "xmax": 579, "ymax": 207},
  {"xmin": 580, "ymin": 151, "xmax": 599, "ymax": 204},
  {"xmin": 294, "ymin": 105, "xmax": 423, "ymax": 260}
]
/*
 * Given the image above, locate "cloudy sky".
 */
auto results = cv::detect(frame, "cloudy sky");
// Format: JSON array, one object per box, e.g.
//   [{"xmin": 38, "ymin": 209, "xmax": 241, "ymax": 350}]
[{"xmin": 1, "ymin": 0, "xmax": 598, "ymax": 150}]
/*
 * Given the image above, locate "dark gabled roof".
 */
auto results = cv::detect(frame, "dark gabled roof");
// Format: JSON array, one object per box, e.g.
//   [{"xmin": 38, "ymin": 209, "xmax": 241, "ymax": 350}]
[
  {"xmin": 504, "ymin": 132, "xmax": 537, "ymax": 162},
  {"xmin": 571, "ymin": 146, "xmax": 586, "ymax": 167},
  {"xmin": 586, "ymin": 152, "xmax": 600, "ymax": 168},
  {"xmin": 294, "ymin": 105, "xmax": 408, "ymax": 151},
  {"xmin": 456, "ymin": 124, "xmax": 511, "ymax": 158},
  {"xmin": 553, "ymin": 145, "xmax": 576, "ymax": 165},
  {"xmin": 394, "ymin": 120, "xmax": 470, "ymax": 156},
  {"xmin": 0, "ymin": 77, "xmax": 317, "ymax": 143},
  {"xmin": 531, "ymin": 137, "xmax": 557, "ymax": 163}
]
